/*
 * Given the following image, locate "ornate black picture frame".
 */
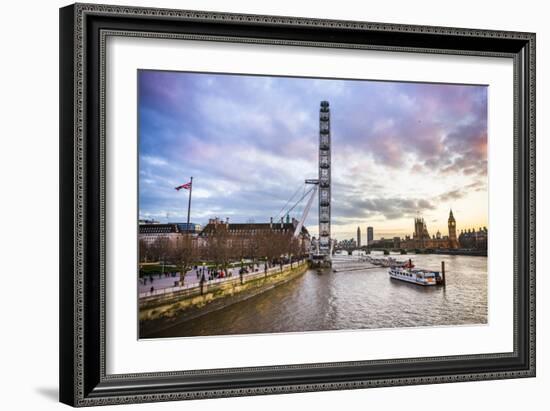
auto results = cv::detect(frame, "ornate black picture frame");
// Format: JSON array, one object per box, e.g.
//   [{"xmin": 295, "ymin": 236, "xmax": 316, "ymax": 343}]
[{"xmin": 59, "ymin": 3, "xmax": 535, "ymax": 407}]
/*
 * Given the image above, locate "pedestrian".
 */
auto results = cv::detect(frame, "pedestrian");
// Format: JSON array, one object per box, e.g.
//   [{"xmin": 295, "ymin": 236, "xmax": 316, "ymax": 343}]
[{"xmin": 150, "ymin": 286, "xmax": 154, "ymax": 293}]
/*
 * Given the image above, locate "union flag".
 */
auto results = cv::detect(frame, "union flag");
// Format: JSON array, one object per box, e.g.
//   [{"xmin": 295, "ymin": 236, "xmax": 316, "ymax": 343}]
[{"xmin": 175, "ymin": 181, "xmax": 192, "ymax": 191}]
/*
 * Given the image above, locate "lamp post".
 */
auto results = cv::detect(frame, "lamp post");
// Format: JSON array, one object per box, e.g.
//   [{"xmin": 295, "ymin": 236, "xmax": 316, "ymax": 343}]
[
  {"xmin": 200, "ymin": 262, "xmax": 206, "ymax": 295},
  {"xmin": 240, "ymin": 258, "xmax": 244, "ymax": 284}
]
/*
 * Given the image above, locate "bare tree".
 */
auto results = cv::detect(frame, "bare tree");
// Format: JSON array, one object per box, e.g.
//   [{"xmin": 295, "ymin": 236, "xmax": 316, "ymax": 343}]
[
  {"xmin": 257, "ymin": 230, "xmax": 273, "ymax": 263},
  {"xmin": 256, "ymin": 230, "xmax": 277, "ymax": 264},
  {"xmin": 206, "ymin": 225, "xmax": 232, "ymax": 272},
  {"xmin": 139, "ymin": 238, "xmax": 151, "ymax": 263},
  {"xmin": 147, "ymin": 236, "xmax": 170, "ymax": 263},
  {"xmin": 234, "ymin": 232, "xmax": 247, "ymax": 261},
  {"xmin": 246, "ymin": 230, "xmax": 260, "ymax": 267},
  {"xmin": 168, "ymin": 234, "xmax": 197, "ymax": 286},
  {"xmin": 288, "ymin": 236, "xmax": 302, "ymax": 266}
]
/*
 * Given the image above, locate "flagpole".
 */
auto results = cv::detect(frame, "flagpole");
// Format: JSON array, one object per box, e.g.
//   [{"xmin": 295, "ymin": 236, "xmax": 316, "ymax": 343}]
[{"xmin": 186, "ymin": 176, "xmax": 193, "ymax": 232}]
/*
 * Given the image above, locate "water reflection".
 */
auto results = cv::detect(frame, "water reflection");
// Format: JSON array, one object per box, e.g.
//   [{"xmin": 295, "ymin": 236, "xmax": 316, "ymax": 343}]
[{"xmin": 149, "ymin": 254, "xmax": 487, "ymax": 338}]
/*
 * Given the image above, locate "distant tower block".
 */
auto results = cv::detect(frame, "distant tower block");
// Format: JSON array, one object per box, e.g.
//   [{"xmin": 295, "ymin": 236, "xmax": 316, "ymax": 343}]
[
  {"xmin": 357, "ymin": 226, "xmax": 361, "ymax": 248},
  {"xmin": 367, "ymin": 226, "xmax": 374, "ymax": 245},
  {"xmin": 318, "ymin": 101, "xmax": 331, "ymax": 258}
]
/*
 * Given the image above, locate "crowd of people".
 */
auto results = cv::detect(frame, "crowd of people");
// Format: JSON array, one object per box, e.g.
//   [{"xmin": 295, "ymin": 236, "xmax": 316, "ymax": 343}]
[
  {"xmin": 140, "ymin": 256, "xmax": 307, "ymax": 294},
  {"xmin": 195, "ymin": 265, "xmax": 233, "ymax": 282}
]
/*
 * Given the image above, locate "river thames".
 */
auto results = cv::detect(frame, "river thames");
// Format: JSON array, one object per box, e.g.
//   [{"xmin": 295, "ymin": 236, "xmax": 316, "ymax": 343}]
[{"xmin": 148, "ymin": 253, "xmax": 487, "ymax": 338}]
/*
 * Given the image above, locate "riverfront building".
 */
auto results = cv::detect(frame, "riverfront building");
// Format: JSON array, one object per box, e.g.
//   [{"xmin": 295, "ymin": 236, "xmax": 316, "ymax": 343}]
[
  {"xmin": 139, "ymin": 218, "xmax": 160, "ymax": 225},
  {"xmin": 401, "ymin": 210, "xmax": 459, "ymax": 250},
  {"xmin": 198, "ymin": 216, "xmax": 311, "ymax": 253},
  {"xmin": 138, "ymin": 222, "xmax": 202, "ymax": 245},
  {"xmin": 459, "ymin": 227, "xmax": 488, "ymax": 250},
  {"xmin": 338, "ymin": 238, "xmax": 358, "ymax": 249}
]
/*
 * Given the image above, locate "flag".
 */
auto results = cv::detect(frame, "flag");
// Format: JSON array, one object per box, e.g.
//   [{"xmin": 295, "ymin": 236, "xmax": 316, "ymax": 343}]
[{"xmin": 175, "ymin": 181, "xmax": 192, "ymax": 191}]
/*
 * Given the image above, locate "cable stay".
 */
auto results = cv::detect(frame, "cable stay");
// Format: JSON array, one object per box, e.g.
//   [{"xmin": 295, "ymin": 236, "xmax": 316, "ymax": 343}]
[
  {"xmin": 275, "ymin": 183, "xmax": 304, "ymax": 220},
  {"xmin": 275, "ymin": 179, "xmax": 319, "ymax": 239},
  {"xmin": 285, "ymin": 184, "xmax": 317, "ymax": 216}
]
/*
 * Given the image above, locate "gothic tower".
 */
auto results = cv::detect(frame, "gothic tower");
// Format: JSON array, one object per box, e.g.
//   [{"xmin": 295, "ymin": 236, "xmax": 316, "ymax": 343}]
[{"xmin": 448, "ymin": 209, "xmax": 458, "ymax": 248}]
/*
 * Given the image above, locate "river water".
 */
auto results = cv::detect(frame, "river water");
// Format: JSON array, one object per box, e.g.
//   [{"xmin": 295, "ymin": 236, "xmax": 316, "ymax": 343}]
[{"xmin": 149, "ymin": 253, "xmax": 487, "ymax": 338}]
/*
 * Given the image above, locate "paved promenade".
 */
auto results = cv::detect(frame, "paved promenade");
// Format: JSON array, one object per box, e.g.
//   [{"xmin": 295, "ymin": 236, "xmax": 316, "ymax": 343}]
[
  {"xmin": 138, "ymin": 261, "xmax": 304, "ymax": 296},
  {"xmin": 139, "ymin": 265, "xmax": 242, "ymax": 293}
]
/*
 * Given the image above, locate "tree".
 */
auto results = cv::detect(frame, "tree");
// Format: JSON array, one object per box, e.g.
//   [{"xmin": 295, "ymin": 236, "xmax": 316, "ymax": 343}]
[
  {"xmin": 206, "ymin": 225, "xmax": 232, "ymax": 272},
  {"xmin": 234, "ymin": 232, "xmax": 247, "ymax": 261},
  {"xmin": 148, "ymin": 236, "xmax": 170, "ymax": 263},
  {"xmin": 167, "ymin": 234, "xmax": 197, "ymax": 286},
  {"xmin": 257, "ymin": 230, "xmax": 283, "ymax": 264},
  {"xmin": 139, "ymin": 238, "xmax": 151, "ymax": 263},
  {"xmin": 289, "ymin": 236, "xmax": 303, "ymax": 262},
  {"xmin": 246, "ymin": 230, "xmax": 260, "ymax": 266},
  {"xmin": 257, "ymin": 230, "xmax": 274, "ymax": 263}
]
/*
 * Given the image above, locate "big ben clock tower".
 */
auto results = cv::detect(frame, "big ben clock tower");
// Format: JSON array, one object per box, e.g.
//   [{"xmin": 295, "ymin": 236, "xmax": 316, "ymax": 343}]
[{"xmin": 448, "ymin": 209, "xmax": 458, "ymax": 248}]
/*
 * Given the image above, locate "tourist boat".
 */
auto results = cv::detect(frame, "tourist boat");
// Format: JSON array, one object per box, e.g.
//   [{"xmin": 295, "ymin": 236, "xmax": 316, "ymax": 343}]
[
  {"xmin": 385, "ymin": 257, "xmax": 407, "ymax": 267},
  {"xmin": 365, "ymin": 256, "xmax": 407, "ymax": 267},
  {"xmin": 388, "ymin": 260, "xmax": 444, "ymax": 286}
]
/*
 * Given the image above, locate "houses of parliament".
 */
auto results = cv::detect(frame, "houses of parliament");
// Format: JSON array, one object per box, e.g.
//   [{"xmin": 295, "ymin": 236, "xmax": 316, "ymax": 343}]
[
  {"xmin": 401, "ymin": 210, "xmax": 460, "ymax": 250},
  {"xmin": 347, "ymin": 210, "xmax": 487, "ymax": 252}
]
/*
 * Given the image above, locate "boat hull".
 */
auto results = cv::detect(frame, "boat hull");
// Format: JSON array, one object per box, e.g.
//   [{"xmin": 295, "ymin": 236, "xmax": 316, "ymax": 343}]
[{"xmin": 388, "ymin": 268, "xmax": 442, "ymax": 286}]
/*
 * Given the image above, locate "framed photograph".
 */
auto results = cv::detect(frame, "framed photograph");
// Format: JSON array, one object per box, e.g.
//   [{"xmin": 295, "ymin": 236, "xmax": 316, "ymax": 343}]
[{"xmin": 59, "ymin": 3, "xmax": 535, "ymax": 407}]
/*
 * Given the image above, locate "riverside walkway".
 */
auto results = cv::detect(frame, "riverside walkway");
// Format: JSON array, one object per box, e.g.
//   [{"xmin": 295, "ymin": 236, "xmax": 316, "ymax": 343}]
[{"xmin": 138, "ymin": 261, "xmax": 304, "ymax": 298}]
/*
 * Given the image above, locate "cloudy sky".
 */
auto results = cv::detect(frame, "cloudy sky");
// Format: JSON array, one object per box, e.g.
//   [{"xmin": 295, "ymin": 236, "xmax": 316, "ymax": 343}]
[{"xmin": 138, "ymin": 70, "xmax": 488, "ymax": 240}]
